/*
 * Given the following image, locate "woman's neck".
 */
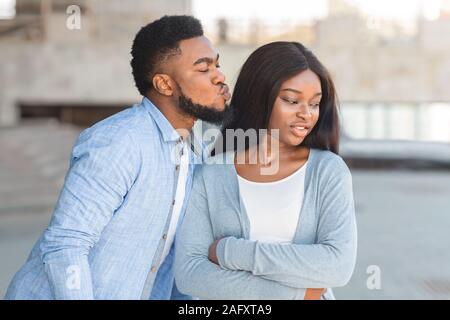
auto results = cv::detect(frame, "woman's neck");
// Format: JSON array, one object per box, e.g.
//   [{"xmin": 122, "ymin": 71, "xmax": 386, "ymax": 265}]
[{"xmin": 241, "ymin": 134, "xmax": 308, "ymax": 167}]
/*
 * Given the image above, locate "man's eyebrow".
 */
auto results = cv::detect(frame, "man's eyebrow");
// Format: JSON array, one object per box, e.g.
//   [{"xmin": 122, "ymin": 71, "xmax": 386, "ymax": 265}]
[
  {"xmin": 281, "ymin": 88, "xmax": 322, "ymax": 97},
  {"xmin": 193, "ymin": 54, "xmax": 219, "ymax": 66}
]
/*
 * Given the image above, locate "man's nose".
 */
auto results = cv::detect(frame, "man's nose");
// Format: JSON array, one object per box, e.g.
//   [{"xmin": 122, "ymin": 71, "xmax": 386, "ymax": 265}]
[{"xmin": 213, "ymin": 68, "xmax": 226, "ymax": 85}]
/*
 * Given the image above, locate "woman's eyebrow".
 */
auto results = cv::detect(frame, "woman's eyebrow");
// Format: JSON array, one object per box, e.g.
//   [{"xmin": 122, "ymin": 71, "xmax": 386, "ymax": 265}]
[
  {"xmin": 281, "ymin": 88, "xmax": 322, "ymax": 97},
  {"xmin": 193, "ymin": 53, "xmax": 219, "ymax": 66}
]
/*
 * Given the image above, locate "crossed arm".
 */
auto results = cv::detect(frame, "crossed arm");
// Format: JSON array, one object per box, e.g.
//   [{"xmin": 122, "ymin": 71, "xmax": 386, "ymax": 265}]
[
  {"xmin": 208, "ymin": 239, "xmax": 325, "ymax": 299},
  {"xmin": 174, "ymin": 184, "xmax": 306, "ymax": 299},
  {"xmin": 174, "ymin": 163, "xmax": 357, "ymax": 300}
]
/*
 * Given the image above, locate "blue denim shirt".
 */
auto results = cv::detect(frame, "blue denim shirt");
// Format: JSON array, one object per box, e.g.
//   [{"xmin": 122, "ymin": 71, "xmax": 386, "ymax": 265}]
[{"xmin": 5, "ymin": 97, "xmax": 204, "ymax": 300}]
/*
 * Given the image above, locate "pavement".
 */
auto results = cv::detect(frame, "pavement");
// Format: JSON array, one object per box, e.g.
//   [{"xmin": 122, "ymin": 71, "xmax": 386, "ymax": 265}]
[{"xmin": 1, "ymin": 120, "xmax": 449, "ymax": 299}]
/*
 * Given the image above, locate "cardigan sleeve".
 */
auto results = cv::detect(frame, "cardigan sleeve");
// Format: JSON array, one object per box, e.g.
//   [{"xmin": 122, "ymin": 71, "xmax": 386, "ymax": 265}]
[{"xmin": 174, "ymin": 167, "xmax": 306, "ymax": 299}]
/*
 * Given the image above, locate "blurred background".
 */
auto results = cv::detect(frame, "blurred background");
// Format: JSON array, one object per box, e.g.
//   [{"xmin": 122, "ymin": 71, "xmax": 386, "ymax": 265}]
[{"xmin": 0, "ymin": 0, "xmax": 449, "ymax": 299}]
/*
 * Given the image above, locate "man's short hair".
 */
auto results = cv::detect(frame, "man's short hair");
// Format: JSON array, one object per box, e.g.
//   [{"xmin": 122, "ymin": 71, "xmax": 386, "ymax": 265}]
[{"xmin": 130, "ymin": 15, "xmax": 204, "ymax": 96}]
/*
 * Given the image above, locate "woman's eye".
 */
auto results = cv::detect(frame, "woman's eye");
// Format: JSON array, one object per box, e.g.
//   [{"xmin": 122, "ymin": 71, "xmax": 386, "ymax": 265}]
[
  {"xmin": 216, "ymin": 64, "xmax": 221, "ymax": 68},
  {"xmin": 282, "ymin": 98, "xmax": 297, "ymax": 105},
  {"xmin": 310, "ymin": 103, "xmax": 320, "ymax": 108}
]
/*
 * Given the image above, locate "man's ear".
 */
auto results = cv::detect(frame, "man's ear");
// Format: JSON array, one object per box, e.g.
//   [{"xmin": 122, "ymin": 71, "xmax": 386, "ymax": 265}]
[{"xmin": 152, "ymin": 74, "xmax": 174, "ymax": 96}]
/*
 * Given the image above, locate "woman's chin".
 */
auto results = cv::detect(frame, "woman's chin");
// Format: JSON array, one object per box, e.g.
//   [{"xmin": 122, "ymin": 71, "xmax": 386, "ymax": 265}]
[
  {"xmin": 278, "ymin": 135, "xmax": 304, "ymax": 148},
  {"xmin": 289, "ymin": 134, "xmax": 305, "ymax": 146}
]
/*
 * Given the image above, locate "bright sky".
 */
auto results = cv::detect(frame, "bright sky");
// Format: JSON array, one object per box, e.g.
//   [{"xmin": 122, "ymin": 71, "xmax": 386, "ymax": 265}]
[
  {"xmin": 193, "ymin": 0, "xmax": 328, "ymax": 22},
  {"xmin": 192, "ymin": 0, "xmax": 444, "ymax": 23},
  {"xmin": 0, "ymin": 0, "xmax": 444, "ymax": 22},
  {"xmin": 0, "ymin": 0, "xmax": 15, "ymax": 19}
]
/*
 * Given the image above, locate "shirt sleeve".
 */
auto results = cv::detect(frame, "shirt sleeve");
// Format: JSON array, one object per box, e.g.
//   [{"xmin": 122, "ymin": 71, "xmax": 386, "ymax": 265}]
[{"xmin": 40, "ymin": 126, "xmax": 141, "ymax": 299}]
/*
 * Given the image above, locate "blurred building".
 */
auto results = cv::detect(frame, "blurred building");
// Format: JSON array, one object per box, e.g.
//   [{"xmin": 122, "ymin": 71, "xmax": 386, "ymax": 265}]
[
  {"xmin": 315, "ymin": 1, "xmax": 450, "ymax": 103},
  {"xmin": 210, "ymin": 0, "xmax": 450, "ymax": 104},
  {"xmin": 0, "ymin": 0, "xmax": 449, "ymax": 133},
  {"xmin": 0, "ymin": 0, "xmax": 191, "ymax": 126},
  {"xmin": 210, "ymin": 0, "xmax": 450, "ymax": 142}
]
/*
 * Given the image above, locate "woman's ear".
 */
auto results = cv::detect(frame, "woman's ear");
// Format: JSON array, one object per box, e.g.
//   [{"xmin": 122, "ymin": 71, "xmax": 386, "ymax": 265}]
[{"xmin": 152, "ymin": 74, "xmax": 174, "ymax": 96}]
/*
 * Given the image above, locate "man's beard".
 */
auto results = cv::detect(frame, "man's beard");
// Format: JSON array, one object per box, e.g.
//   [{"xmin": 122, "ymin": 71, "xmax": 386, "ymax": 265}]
[{"xmin": 177, "ymin": 85, "xmax": 232, "ymax": 126}]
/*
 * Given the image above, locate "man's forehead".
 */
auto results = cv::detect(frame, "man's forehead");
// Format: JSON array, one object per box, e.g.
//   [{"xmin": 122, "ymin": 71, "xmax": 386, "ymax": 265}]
[{"xmin": 178, "ymin": 36, "xmax": 218, "ymax": 63}]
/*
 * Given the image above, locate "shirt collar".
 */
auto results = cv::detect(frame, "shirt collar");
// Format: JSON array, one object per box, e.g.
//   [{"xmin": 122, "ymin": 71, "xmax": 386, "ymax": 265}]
[
  {"xmin": 142, "ymin": 96, "xmax": 204, "ymax": 159},
  {"xmin": 143, "ymin": 96, "xmax": 181, "ymax": 143}
]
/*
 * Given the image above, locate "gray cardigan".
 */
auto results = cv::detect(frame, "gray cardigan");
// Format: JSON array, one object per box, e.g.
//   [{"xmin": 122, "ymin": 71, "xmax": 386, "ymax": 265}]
[{"xmin": 174, "ymin": 148, "xmax": 357, "ymax": 299}]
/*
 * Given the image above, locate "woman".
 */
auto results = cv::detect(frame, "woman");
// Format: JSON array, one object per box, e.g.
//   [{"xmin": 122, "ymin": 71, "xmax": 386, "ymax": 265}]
[{"xmin": 174, "ymin": 41, "xmax": 357, "ymax": 300}]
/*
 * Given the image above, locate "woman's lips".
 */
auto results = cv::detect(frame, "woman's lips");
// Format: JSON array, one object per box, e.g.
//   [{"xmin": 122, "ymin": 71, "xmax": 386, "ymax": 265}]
[{"xmin": 290, "ymin": 125, "xmax": 309, "ymax": 138}]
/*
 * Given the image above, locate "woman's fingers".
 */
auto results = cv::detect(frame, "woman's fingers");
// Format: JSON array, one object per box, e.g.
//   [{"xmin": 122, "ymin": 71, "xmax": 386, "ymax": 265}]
[{"xmin": 304, "ymin": 288, "xmax": 326, "ymax": 300}]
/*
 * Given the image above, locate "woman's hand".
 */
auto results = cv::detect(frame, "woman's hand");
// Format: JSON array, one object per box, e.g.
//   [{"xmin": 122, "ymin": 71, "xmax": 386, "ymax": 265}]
[
  {"xmin": 208, "ymin": 239, "xmax": 221, "ymax": 265},
  {"xmin": 209, "ymin": 238, "xmax": 326, "ymax": 300},
  {"xmin": 304, "ymin": 288, "xmax": 326, "ymax": 300}
]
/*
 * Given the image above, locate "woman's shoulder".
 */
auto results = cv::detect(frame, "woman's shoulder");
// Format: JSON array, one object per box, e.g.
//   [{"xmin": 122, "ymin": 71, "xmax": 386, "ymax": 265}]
[
  {"xmin": 194, "ymin": 152, "xmax": 235, "ymax": 178},
  {"xmin": 311, "ymin": 147, "xmax": 340, "ymax": 160},
  {"xmin": 310, "ymin": 148, "xmax": 351, "ymax": 177}
]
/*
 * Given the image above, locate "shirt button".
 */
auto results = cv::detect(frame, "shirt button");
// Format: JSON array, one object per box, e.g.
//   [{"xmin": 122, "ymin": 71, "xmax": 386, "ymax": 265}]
[
  {"xmin": 151, "ymin": 266, "xmax": 157, "ymax": 273},
  {"xmin": 162, "ymin": 234, "xmax": 167, "ymax": 240},
  {"xmin": 172, "ymin": 200, "xmax": 176, "ymax": 205},
  {"xmin": 175, "ymin": 165, "xmax": 179, "ymax": 171}
]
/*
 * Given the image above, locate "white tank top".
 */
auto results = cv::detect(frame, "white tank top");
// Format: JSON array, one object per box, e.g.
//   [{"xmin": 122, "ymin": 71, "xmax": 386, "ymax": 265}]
[{"xmin": 237, "ymin": 161, "xmax": 307, "ymax": 243}]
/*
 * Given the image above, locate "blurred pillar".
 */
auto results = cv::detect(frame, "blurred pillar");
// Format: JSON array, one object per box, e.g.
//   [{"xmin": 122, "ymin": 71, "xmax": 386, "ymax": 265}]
[
  {"xmin": 248, "ymin": 18, "xmax": 261, "ymax": 45},
  {"xmin": 0, "ymin": 98, "xmax": 19, "ymax": 127},
  {"xmin": 217, "ymin": 18, "xmax": 228, "ymax": 43},
  {"xmin": 40, "ymin": 0, "xmax": 52, "ymax": 41}
]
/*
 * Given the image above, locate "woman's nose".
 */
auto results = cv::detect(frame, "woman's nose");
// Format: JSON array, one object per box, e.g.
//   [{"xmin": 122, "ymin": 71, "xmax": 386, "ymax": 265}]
[{"xmin": 296, "ymin": 103, "xmax": 312, "ymax": 118}]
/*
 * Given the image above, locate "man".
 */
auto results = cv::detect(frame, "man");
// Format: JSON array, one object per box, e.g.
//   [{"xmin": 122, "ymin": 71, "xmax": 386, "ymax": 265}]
[{"xmin": 5, "ymin": 15, "xmax": 230, "ymax": 300}]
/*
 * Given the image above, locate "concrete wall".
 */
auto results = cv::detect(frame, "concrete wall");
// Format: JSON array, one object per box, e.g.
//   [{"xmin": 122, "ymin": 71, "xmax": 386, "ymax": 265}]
[{"xmin": 0, "ymin": 0, "xmax": 191, "ymax": 126}]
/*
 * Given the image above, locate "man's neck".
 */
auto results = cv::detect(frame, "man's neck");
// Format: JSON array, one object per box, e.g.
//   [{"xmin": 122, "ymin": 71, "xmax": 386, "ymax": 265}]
[{"xmin": 146, "ymin": 94, "xmax": 195, "ymax": 140}]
